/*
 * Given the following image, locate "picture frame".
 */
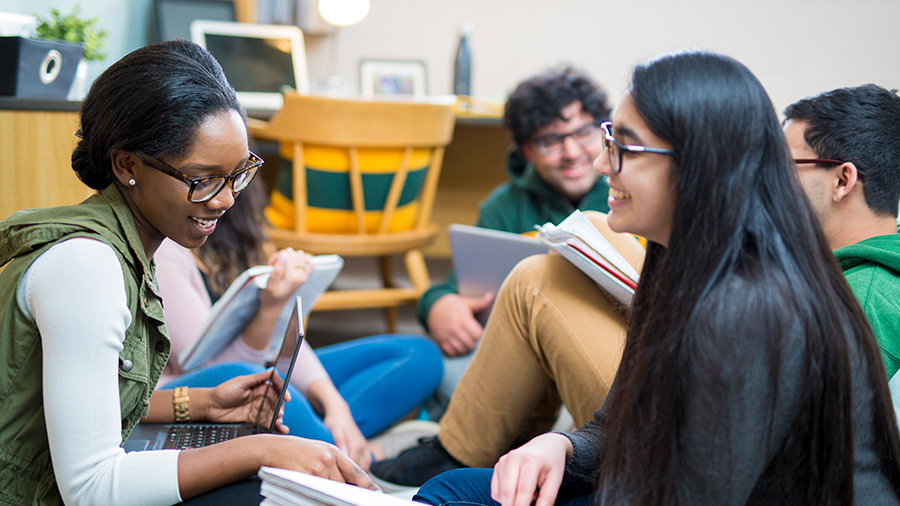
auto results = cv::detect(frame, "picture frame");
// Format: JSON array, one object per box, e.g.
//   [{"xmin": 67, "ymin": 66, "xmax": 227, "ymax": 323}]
[{"xmin": 359, "ymin": 59, "xmax": 427, "ymax": 99}]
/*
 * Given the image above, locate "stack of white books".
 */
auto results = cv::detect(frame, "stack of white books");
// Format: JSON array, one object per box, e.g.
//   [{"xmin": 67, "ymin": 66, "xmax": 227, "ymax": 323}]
[
  {"xmin": 258, "ymin": 467, "xmax": 419, "ymax": 506},
  {"xmin": 536, "ymin": 210, "xmax": 640, "ymax": 307}
]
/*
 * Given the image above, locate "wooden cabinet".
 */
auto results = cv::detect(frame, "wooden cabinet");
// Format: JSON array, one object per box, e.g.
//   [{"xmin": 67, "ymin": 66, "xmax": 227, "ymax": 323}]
[{"xmin": 0, "ymin": 103, "xmax": 92, "ymax": 221}]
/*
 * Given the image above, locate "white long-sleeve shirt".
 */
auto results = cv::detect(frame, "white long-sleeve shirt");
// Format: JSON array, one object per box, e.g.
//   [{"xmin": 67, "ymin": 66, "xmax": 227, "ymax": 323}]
[{"xmin": 20, "ymin": 238, "xmax": 182, "ymax": 506}]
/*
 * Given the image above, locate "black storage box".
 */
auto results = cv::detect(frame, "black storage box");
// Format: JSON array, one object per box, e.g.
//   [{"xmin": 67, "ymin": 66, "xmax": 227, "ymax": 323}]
[{"xmin": 0, "ymin": 37, "xmax": 84, "ymax": 99}]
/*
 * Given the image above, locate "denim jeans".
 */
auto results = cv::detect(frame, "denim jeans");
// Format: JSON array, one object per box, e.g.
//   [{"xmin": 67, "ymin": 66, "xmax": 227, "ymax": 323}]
[
  {"xmin": 414, "ymin": 468, "xmax": 591, "ymax": 506},
  {"xmin": 161, "ymin": 334, "xmax": 442, "ymax": 440}
]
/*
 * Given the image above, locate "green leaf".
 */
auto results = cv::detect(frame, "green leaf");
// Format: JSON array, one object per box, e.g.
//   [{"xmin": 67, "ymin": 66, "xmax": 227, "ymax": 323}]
[{"xmin": 33, "ymin": 3, "xmax": 108, "ymax": 61}]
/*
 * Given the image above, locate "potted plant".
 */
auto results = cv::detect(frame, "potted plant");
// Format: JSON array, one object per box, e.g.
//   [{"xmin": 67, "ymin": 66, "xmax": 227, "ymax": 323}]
[{"xmin": 34, "ymin": 4, "xmax": 108, "ymax": 100}]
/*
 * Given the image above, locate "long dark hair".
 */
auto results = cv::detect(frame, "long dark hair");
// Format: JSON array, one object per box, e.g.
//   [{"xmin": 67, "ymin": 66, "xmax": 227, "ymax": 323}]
[
  {"xmin": 72, "ymin": 40, "xmax": 245, "ymax": 190},
  {"xmin": 595, "ymin": 51, "xmax": 900, "ymax": 505}
]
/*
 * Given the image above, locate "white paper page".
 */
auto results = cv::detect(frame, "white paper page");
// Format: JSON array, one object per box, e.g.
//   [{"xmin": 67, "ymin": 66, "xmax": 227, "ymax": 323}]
[
  {"xmin": 537, "ymin": 210, "xmax": 640, "ymax": 283},
  {"xmin": 259, "ymin": 467, "xmax": 419, "ymax": 506}
]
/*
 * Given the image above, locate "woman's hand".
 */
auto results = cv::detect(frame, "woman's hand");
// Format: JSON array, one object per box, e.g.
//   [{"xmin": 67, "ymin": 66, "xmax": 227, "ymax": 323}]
[
  {"xmin": 177, "ymin": 434, "xmax": 379, "ymax": 499},
  {"xmin": 201, "ymin": 370, "xmax": 291, "ymax": 433},
  {"xmin": 323, "ymin": 406, "xmax": 371, "ymax": 470},
  {"xmin": 259, "ymin": 435, "xmax": 380, "ymax": 490},
  {"xmin": 259, "ymin": 248, "xmax": 314, "ymax": 308},
  {"xmin": 306, "ymin": 379, "xmax": 371, "ymax": 469},
  {"xmin": 490, "ymin": 433, "xmax": 573, "ymax": 506},
  {"xmin": 238, "ymin": 248, "xmax": 313, "ymax": 352}
]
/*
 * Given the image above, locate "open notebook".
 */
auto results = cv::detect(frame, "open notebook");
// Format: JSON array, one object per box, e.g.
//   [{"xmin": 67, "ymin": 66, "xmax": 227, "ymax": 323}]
[
  {"xmin": 179, "ymin": 254, "xmax": 342, "ymax": 372},
  {"xmin": 536, "ymin": 210, "xmax": 640, "ymax": 307},
  {"xmin": 125, "ymin": 297, "xmax": 304, "ymax": 452},
  {"xmin": 259, "ymin": 467, "xmax": 418, "ymax": 506}
]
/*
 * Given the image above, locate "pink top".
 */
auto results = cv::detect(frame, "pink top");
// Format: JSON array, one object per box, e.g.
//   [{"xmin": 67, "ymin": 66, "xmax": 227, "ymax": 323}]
[{"xmin": 154, "ymin": 239, "xmax": 328, "ymax": 393}]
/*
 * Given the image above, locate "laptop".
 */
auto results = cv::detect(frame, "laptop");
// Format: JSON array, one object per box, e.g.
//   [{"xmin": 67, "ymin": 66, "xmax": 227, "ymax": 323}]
[
  {"xmin": 124, "ymin": 296, "xmax": 305, "ymax": 452},
  {"xmin": 190, "ymin": 20, "xmax": 310, "ymax": 112},
  {"xmin": 448, "ymin": 224, "xmax": 549, "ymax": 325}
]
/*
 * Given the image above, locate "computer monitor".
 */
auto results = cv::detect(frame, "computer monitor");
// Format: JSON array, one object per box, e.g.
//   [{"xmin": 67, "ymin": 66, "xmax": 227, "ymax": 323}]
[{"xmin": 191, "ymin": 20, "xmax": 310, "ymax": 111}]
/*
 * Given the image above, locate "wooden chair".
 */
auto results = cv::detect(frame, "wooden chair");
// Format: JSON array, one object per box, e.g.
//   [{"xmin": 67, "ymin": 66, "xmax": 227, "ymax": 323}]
[{"xmin": 249, "ymin": 94, "xmax": 456, "ymax": 331}]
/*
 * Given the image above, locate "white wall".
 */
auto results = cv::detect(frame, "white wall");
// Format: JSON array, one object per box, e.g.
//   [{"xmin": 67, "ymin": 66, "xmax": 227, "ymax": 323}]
[
  {"xmin": 5, "ymin": 0, "xmax": 900, "ymax": 115},
  {"xmin": 313, "ymin": 0, "xmax": 900, "ymax": 115}
]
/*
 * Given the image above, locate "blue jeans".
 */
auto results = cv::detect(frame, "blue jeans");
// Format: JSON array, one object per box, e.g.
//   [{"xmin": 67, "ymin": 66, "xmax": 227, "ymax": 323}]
[
  {"xmin": 414, "ymin": 468, "xmax": 591, "ymax": 506},
  {"xmin": 160, "ymin": 335, "xmax": 442, "ymax": 441}
]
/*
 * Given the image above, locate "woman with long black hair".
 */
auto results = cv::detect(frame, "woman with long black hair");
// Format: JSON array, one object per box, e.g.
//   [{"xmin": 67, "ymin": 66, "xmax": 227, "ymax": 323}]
[{"xmin": 415, "ymin": 50, "xmax": 900, "ymax": 505}]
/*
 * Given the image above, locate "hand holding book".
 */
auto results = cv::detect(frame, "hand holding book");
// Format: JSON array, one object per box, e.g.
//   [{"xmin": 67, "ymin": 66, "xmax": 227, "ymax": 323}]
[{"xmin": 178, "ymin": 255, "xmax": 344, "ymax": 372}]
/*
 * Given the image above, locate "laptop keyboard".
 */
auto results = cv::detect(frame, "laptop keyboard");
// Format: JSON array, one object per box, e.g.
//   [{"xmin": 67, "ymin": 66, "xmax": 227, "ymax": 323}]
[{"xmin": 164, "ymin": 425, "xmax": 245, "ymax": 450}]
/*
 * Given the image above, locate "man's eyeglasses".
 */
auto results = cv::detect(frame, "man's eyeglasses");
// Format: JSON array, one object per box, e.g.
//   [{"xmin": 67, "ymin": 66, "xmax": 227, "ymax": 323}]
[
  {"xmin": 600, "ymin": 121, "xmax": 674, "ymax": 174},
  {"xmin": 793, "ymin": 158, "xmax": 867, "ymax": 180},
  {"xmin": 135, "ymin": 151, "xmax": 264, "ymax": 203},
  {"xmin": 532, "ymin": 123, "xmax": 601, "ymax": 155}
]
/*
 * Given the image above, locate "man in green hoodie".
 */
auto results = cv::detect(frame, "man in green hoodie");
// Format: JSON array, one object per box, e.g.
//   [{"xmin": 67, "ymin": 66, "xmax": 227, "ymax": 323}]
[
  {"xmin": 419, "ymin": 67, "xmax": 612, "ymax": 411},
  {"xmin": 784, "ymin": 84, "xmax": 900, "ymax": 378}
]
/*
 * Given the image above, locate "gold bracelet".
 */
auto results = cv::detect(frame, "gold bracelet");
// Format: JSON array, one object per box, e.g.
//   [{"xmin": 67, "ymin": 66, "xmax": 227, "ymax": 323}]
[{"xmin": 173, "ymin": 386, "xmax": 190, "ymax": 423}]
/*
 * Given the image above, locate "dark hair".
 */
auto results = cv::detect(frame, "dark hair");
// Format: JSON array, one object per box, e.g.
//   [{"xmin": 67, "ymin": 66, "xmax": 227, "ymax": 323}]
[
  {"xmin": 72, "ymin": 40, "xmax": 245, "ymax": 190},
  {"xmin": 503, "ymin": 65, "xmax": 609, "ymax": 148},
  {"xmin": 784, "ymin": 84, "xmax": 900, "ymax": 217},
  {"xmin": 194, "ymin": 177, "xmax": 269, "ymax": 295},
  {"xmin": 596, "ymin": 52, "xmax": 900, "ymax": 505}
]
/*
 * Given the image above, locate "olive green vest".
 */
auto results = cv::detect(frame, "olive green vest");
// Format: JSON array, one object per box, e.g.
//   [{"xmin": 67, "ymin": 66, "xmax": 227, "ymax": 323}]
[{"xmin": 0, "ymin": 185, "xmax": 171, "ymax": 505}]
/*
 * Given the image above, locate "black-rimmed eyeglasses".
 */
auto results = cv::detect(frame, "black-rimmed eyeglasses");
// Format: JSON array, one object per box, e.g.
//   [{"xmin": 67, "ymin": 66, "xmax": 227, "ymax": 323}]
[
  {"xmin": 794, "ymin": 158, "xmax": 867, "ymax": 180},
  {"xmin": 135, "ymin": 151, "xmax": 264, "ymax": 203},
  {"xmin": 532, "ymin": 123, "xmax": 601, "ymax": 155},
  {"xmin": 600, "ymin": 121, "xmax": 674, "ymax": 174}
]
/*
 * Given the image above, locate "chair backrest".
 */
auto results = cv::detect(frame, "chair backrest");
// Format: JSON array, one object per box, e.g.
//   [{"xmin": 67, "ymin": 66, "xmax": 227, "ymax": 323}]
[{"xmin": 264, "ymin": 95, "xmax": 456, "ymax": 236}]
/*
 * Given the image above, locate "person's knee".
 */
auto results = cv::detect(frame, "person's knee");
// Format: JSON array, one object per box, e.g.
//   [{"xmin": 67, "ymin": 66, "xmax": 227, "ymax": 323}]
[
  {"xmin": 407, "ymin": 336, "xmax": 445, "ymax": 373},
  {"xmin": 509, "ymin": 253, "xmax": 577, "ymax": 290},
  {"xmin": 211, "ymin": 362, "xmax": 265, "ymax": 377},
  {"xmin": 409, "ymin": 336, "xmax": 445, "ymax": 393},
  {"xmin": 385, "ymin": 335, "xmax": 445, "ymax": 390},
  {"xmin": 414, "ymin": 468, "xmax": 495, "ymax": 506}
]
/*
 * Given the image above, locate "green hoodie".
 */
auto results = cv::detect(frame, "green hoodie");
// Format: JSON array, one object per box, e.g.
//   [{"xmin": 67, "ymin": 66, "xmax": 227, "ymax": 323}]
[
  {"xmin": 835, "ymin": 233, "xmax": 900, "ymax": 378},
  {"xmin": 417, "ymin": 149, "xmax": 610, "ymax": 326}
]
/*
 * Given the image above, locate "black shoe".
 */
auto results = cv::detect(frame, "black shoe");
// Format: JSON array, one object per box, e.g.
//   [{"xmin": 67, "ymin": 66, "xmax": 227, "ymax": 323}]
[{"xmin": 370, "ymin": 436, "xmax": 465, "ymax": 487}]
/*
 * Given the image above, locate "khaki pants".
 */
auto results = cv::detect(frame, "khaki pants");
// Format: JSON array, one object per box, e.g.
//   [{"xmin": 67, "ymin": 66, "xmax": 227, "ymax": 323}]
[{"xmin": 438, "ymin": 212, "xmax": 644, "ymax": 467}]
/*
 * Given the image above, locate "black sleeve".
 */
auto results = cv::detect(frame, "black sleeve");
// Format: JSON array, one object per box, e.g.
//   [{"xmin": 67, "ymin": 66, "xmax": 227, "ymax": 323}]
[{"xmin": 558, "ymin": 276, "xmax": 807, "ymax": 504}]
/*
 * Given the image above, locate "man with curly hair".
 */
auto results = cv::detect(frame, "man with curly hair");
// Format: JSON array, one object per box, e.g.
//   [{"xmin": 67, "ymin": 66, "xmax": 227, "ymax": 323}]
[{"xmin": 419, "ymin": 67, "xmax": 612, "ymax": 408}]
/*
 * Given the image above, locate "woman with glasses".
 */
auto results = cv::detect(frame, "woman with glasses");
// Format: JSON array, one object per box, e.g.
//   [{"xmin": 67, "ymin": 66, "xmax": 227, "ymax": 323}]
[
  {"xmin": 0, "ymin": 41, "xmax": 376, "ymax": 505},
  {"xmin": 153, "ymin": 178, "xmax": 443, "ymax": 471},
  {"xmin": 415, "ymin": 51, "xmax": 900, "ymax": 505}
]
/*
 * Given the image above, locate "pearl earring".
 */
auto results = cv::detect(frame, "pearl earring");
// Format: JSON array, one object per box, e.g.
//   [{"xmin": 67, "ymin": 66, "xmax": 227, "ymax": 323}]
[{"xmin": 128, "ymin": 178, "xmax": 136, "ymax": 186}]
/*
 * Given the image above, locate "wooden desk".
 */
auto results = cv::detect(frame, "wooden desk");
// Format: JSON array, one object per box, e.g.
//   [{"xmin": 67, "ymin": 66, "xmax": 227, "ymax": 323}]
[
  {"xmin": 425, "ymin": 117, "xmax": 511, "ymax": 258},
  {"xmin": 0, "ymin": 98, "xmax": 91, "ymax": 222}
]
